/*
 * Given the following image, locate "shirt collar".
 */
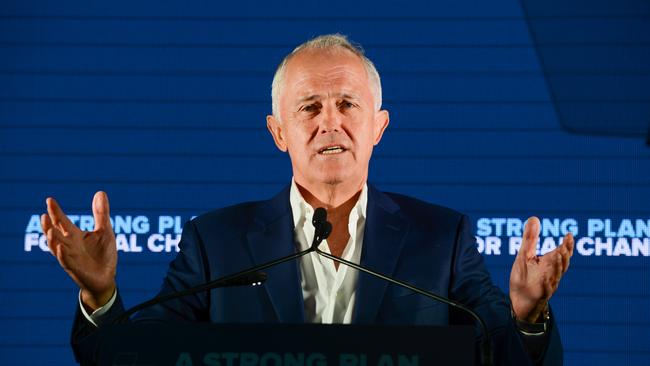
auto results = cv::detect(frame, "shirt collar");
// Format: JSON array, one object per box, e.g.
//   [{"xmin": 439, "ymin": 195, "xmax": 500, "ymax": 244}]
[{"xmin": 289, "ymin": 178, "xmax": 368, "ymax": 228}]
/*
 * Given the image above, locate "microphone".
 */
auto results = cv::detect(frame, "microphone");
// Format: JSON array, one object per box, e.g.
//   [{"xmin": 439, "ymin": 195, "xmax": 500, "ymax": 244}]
[
  {"xmin": 116, "ymin": 208, "xmax": 332, "ymax": 324},
  {"xmin": 311, "ymin": 207, "xmax": 332, "ymax": 250},
  {"xmin": 313, "ymin": 213, "xmax": 493, "ymax": 366}
]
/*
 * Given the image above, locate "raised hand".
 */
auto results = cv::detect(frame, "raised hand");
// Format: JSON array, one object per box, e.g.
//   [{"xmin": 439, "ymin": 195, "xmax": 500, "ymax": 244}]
[
  {"xmin": 41, "ymin": 191, "xmax": 117, "ymax": 311},
  {"xmin": 509, "ymin": 217, "xmax": 574, "ymax": 323}
]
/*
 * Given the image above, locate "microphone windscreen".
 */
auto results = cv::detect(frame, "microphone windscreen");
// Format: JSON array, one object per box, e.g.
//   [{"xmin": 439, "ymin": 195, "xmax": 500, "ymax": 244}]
[
  {"xmin": 312, "ymin": 207, "xmax": 328, "ymax": 226},
  {"xmin": 321, "ymin": 222, "xmax": 332, "ymax": 240}
]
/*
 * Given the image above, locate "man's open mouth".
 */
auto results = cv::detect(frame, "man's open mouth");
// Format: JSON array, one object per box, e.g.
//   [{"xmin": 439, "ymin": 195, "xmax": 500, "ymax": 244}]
[{"xmin": 318, "ymin": 146, "xmax": 346, "ymax": 155}]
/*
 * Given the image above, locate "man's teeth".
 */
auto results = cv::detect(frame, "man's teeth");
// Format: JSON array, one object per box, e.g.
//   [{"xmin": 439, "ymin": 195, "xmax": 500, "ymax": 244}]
[{"xmin": 321, "ymin": 146, "xmax": 344, "ymax": 154}]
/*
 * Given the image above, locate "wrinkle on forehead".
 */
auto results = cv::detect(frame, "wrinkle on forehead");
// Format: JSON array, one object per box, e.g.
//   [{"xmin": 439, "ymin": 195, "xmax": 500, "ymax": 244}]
[
  {"xmin": 285, "ymin": 59, "xmax": 372, "ymax": 108},
  {"xmin": 294, "ymin": 69, "xmax": 364, "ymax": 97}
]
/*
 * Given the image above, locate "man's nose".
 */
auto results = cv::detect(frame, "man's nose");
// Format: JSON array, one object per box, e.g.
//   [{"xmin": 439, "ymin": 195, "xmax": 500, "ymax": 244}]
[{"xmin": 319, "ymin": 103, "xmax": 343, "ymax": 133}]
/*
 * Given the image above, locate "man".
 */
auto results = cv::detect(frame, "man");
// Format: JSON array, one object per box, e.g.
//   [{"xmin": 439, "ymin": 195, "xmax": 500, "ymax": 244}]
[{"xmin": 42, "ymin": 34, "xmax": 574, "ymax": 364}]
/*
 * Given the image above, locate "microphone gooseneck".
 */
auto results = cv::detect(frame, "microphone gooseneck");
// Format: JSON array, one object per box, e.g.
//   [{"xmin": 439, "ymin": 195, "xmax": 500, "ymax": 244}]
[
  {"xmin": 116, "ymin": 207, "xmax": 333, "ymax": 324},
  {"xmin": 116, "ymin": 271, "xmax": 268, "ymax": 323},
  {"xmin": 313, "ymin": 213, "xmax": 493, "ymax": 366}
]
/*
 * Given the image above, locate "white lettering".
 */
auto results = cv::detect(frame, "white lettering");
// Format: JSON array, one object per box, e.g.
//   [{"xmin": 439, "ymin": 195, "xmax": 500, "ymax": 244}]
[
  {"xmin": 113, "ymin": 216, "xmax": 132, "ymax": 234},
  {"xmin": 595, "ymin": 237, "xmax": 613, "ymax": 256},
  {"xmin": 588, "ymin": 219, "xmax": 604, "ymax": 237},
  {"xmin": 24, "ymin": 233, "xmax": 39, "ymax": 251},
  {"xmin": 475, "ymin": 236, "xmax": 485, "ymax": 253},
  {"xmin": 476, "ymin": 218, "xmax": 492, "ymax": 236},
  {"xmin": 485, "ymin": 236, "xmax": 501, "ymax": 255},
  {"xmin": 116, "ymin": 234, "xmax": 130, "ymax": 252},
  {"xmin": 25, "ymin": 234, "xmax": 51, "ymax": 252},
  {"xmin": 25, "ymin": 215, "xmax": 43, "ymax": 233},
  {"xmin": 612, "ymin": 238, "xmax": 632, "ymax": 256},
  {"xmin": 79, "ymin": 215, "xmax": 94, "ymax": 231},
  {"xmin": 166, "ymin": 234, "xmax": 181, "ymax": 253},
  {"xmin": 509, "ymin": 237, "xmax": 522, "ymax": 255},
  {"xmin": 132, "ymin": 216, "xmax": 150, "ymax": 234},
  {"xmin": 604, "ymin": 219, "xmax": 616, "ymax": 237},
  {"xmin": 561, "ymin": 218, "xmax": 579, "ymax": 236},
  {"xmin": 636, "ymin": 219, "xmax": 650, "ymax": 238},
  {"xmin": 506, "ymin": 219, "xmax": 523, "ymax": 237},
  {"xmin": 618, "ymin": 220, "xmax": 635, "ymax": 237},
  {"xmin": 632, "ymin": 238, "xmax": 650, "ymax": 256},
  {"xmin": 476, "ymin": 236, "xmax": 501, "ymax": 255},
  {"xmin": 148, "ymin": 234, "xmax": 164, "ymax": 253},
  {"xmin": 129, "ymin": 234, "xmax": 142, "ymax": 252},
  {"xmin": 577, "ymin": 237, "xmax": 594, "ymax": 256},
  {"xmin": 157, "ymin": 216, "xmax": 181, "ymax": 234},
  {"xmin": 492, "ymin": 218, "xmax": 506, "ymax": 236},
  {"xmin": 542, "ymin": 218, "xmax": 560, "ymax": 237},
  {"xmin": 159, "ymin": 216, "xmax": 175, "ymax": 234}
]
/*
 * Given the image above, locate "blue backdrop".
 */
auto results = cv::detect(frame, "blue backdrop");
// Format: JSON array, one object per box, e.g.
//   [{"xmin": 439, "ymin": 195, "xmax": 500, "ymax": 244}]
[{"xmin": 1, "ymin": 1, "xmax": 649, "ymax": 365}]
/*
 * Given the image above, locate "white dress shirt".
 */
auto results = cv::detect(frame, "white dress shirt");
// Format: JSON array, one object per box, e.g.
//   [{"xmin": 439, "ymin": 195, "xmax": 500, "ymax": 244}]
[{"xmin": 289, "ymin": 179, "xmax": 367, "ymax": 324}]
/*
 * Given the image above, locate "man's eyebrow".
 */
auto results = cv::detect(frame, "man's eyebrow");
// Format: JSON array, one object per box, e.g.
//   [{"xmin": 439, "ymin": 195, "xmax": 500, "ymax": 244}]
[
  {"xmin": 297, "ymin": 95, "xmax": 321, "ymax": 104},
  {"xmin": 335, "ymin": 92, "xmax": 360, "ymax": 100},
  {"xmin": 296, "ymin": 93, "xmax": 360, "ymax": 104}
]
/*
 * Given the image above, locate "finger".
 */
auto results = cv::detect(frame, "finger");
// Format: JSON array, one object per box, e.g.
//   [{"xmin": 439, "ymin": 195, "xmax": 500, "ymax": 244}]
[
  {"xmin": 45, "ymin": 226, "xmax": 69, "ymax": 258},
  {"xmin": 561, "ymin": 251, "xmax": 570, "ymax": 273},
  {"xmin": 553, "ymin": 252, "xmax": 563, "ymax": 287},
  {"xmin": 46, "ymin": 197, "xmax": 78, "ymax": 237},
  {"xmin": 558, "ymin": 233, "xmax": 574, "ymax": 273},
  {"xmin": 40, "ymin": 213, "xmax": 52, "ymax": 235},
  {"xmin": 518, "ymin": 217, "xmax": 541, "ymax": 260},
  {"xmin": 46, "ymin": 228, "xmax": 81, "ymax": 272},
  {"xmin": 41, "ymin": 214, "xmax": 57, "ymax": 256},
  {"xmin": 541, "ymin": 251, "xmax": 564, "ymax": 292},
  {"xmin": 92, "ymin": 191, "xmax": 112, "ymax": 232},
  {"xmin": 563, "ymin": 232, "xmax": 575, "ymax": 257}
]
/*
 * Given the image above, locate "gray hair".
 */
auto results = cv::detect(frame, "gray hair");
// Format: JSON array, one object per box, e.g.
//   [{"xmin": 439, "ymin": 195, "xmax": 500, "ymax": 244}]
[{"xmin": 271, "ymin": 33, "xmax": 383, "ymax": 120}]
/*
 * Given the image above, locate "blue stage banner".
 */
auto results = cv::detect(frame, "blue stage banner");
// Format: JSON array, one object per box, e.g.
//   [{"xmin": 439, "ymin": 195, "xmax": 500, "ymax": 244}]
[{"xmin": 1, "ymin": 1, "xmax": 648, "ymax": 365}]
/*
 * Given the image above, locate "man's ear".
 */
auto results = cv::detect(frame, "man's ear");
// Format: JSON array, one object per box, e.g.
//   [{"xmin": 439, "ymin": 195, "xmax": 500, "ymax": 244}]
[
  {"xmin": 266, "ymin": 115, "xmax": 288, "ymax": 152},
  {"xmin": 373, "ymin": 109, "xmax": 390, "ymax": 145}
]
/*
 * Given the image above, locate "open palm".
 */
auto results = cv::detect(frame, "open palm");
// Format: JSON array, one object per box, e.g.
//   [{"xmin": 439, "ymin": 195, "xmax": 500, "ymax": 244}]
[
  {"xmin": 509, "ymin": 217, "xmax": 574, "ymax": 322},
  {"xmin": 41, "ymin": 191, "xmax": 117, "ymax": 310}
]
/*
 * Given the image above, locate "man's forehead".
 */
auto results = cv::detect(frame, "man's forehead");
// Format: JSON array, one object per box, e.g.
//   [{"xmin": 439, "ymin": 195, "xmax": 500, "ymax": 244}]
[{"xmin": 284, "ymin": 51, "xmax": 369, "ymax": 97}]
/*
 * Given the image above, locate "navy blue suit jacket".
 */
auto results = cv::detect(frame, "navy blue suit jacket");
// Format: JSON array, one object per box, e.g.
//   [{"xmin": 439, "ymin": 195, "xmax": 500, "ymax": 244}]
[{"xmin": 72, "ymin": 184, "xmax": 562, "ymax": 365}]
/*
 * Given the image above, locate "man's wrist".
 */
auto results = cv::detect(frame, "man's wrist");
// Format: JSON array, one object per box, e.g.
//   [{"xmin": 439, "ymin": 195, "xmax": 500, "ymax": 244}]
[
  {"xmin": 512, "ymin": 304, "xmax": 550, "ymax": 336},
  {"xmin": 80, "ymin": 284, "xmax": 116, "ymax": 313},
  {"xmin": 79, "ymin": 287, "xmax": 118, "ymax": 327}
]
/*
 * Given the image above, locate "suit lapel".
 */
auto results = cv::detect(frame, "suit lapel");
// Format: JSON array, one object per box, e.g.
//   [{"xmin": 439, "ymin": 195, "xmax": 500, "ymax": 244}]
[
  {"xmin": 354, "ymin": 185, "xmax": 409, "ymax": 323},
  {"xmin": 246, "ymin": 186, "xmax": 305, "ymax": 323}
]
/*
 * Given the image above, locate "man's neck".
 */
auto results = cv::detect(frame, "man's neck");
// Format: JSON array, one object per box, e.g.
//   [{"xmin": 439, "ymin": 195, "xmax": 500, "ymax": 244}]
[
  {"xmin": 294, "ymin": 179, "xmax": 364, "ymax": 221},
  {"xmin": 294, "ymin": 179, "xmax": 364, "ymax": 266}
]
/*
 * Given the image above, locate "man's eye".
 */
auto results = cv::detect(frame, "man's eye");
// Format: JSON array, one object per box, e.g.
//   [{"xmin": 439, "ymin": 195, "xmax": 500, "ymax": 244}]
[
  {"xmin": 339, "ymin": 101, "xmax": 355, "ymax": 109},
  {"xmin": 301, "ymin": 104, "xmax": 319, "ymax": 113}
]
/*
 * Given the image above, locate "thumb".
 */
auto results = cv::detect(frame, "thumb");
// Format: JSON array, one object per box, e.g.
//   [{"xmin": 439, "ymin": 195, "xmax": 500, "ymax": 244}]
[
  {"xmin": 518, "ymin": 217, "xmax": 540, "ymax": 260},
  {"xmin": 92, "ymin": 191, "xmax": 112, "ymax": 232}
]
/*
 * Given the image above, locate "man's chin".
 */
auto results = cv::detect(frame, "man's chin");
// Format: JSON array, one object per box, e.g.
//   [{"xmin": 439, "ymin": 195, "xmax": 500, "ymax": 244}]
[
  {"xmin": 322, "ymin": 178, "xmax": 344, "ymax": 186},
  {"xmin": 318, "ymin": 170, "xmax": 362, "ymax": 186},
  {"xmin": 312, "ymin": 172, "xmax": 347, "ymax": 186}
]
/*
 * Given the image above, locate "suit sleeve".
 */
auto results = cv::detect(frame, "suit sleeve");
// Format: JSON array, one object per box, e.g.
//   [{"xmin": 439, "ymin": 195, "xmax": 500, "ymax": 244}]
[
  {"xmin": 448, "ymin": 215, "xmax": 563, "ymax": 366},
  {"xmin": 70, "ymin": 219, "xmax": 211, "ymax": 364}
]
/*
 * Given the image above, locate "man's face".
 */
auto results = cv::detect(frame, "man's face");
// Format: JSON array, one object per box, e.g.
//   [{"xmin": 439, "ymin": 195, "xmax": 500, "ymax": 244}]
[{"xmin": 266, "ymin": 49, "xmax": 389, "ymax": 189}]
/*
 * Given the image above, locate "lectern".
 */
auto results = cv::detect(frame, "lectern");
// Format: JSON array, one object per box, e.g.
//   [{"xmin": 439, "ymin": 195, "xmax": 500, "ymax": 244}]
[{"xmin": 97, "ymin": 323, "xmax": 475, "ymax": 365}]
